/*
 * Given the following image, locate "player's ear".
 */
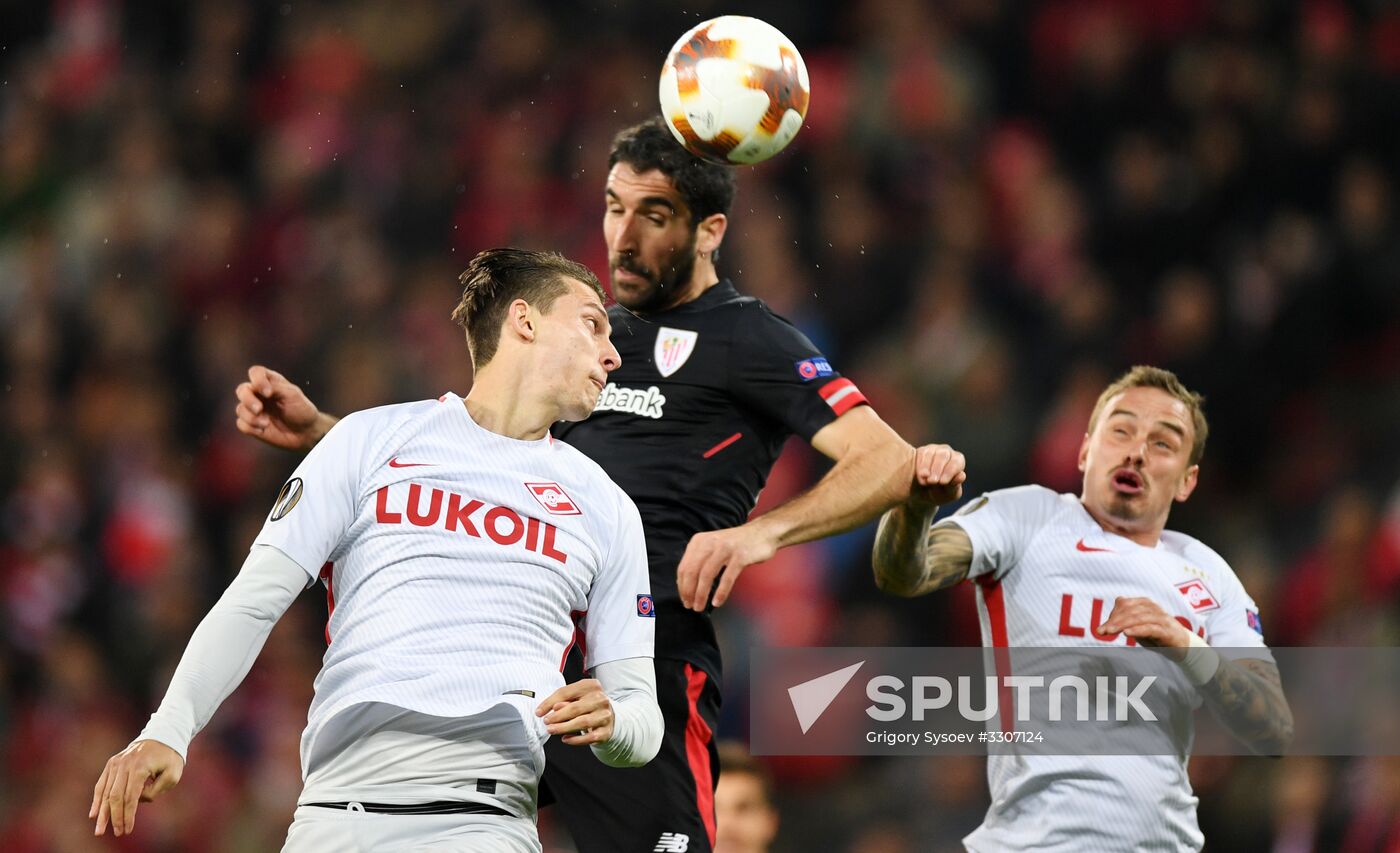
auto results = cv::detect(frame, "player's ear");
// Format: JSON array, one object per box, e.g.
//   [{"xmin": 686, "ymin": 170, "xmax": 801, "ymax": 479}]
[
  {"xmin": 1175, "ymin": 464, "xmax": 1199, "ymax": 502},
  {"xmin": 1076, "ymin": 433, "xmax": 1090, "ymax": 473},
  {"xmin": 506, "ymin": 298, "xmax": 536, "ymax": 343},
  {"xmin": 695, "ymin": 212, "xmax": 727, "ymax": 257}
]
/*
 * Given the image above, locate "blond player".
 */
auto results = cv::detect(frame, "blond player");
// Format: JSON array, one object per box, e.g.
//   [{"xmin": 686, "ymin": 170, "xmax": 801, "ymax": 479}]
[
  {"xmin": 872, "ymin": 365, "xmax": 1293, "ymax": 852},
  {"xmin": 90, "ymin": 249, "xmax": 663, "ymax": 852}
]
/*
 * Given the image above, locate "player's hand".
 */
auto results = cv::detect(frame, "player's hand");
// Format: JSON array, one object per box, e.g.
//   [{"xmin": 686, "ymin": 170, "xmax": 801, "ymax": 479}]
[
  {"xmin": 536, "ymin": 679, "xmax": 615, "ymax": 746},
  {"xmin": 89, "ymin": 739, "xmax": 184, "ymax": 837},
  {"xmin": 908, "ymin": 443, "xmax": 967, "ymax": 509},
  {"xmin": 1097, "ymin": 596, "xmax": 1194, "ymax": 654},
  {"xmin": 676, "ymin": 522, "xmax": 779, "ymax": 611},
  {"xmin": 234, "ymin": 365, "xmax": 327, "ymax": 451}
]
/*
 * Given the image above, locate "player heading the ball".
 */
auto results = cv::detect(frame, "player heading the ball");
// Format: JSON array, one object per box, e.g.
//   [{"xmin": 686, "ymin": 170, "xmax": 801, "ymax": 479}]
[{"xmin": 91, "ymin": 248, "xmax": 662, "ymax": 852}]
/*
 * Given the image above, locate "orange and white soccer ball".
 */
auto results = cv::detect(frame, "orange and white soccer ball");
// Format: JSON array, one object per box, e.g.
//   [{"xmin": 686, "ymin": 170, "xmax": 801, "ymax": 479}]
[{"xmin": 658, "ymin": 16, "xmax": 810, "ymax": 165}]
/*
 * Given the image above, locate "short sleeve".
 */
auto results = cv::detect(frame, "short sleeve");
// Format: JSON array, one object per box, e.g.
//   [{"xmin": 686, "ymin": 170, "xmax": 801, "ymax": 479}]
[
  {"xmin": 581, "ymin": 492, "xmax": 655, "ymax": 670},
  {"xmin": 935, "ymin": 486, "xmax": 1063, "ymax": 582},
  {"xmin": 252, "ymin": 413, "xmax": 370, "ymax": 581},
  {"xmin": 728, "ymin": 304, "xmax": 869, "ymax": 442},
  {"xmin": 1200, "ymin": 555, "xmax": 1271, "ymax": 657}
]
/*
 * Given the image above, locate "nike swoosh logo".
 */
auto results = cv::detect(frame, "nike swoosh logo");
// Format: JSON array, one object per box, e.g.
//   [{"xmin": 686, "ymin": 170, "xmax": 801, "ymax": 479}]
[
  {"xmin": 388, "ymin": 457, "xmax": 435, "ymax": 468},
  {"xmin": 1076, "ymin": 538, "xmax": 1113, "ymax": 553}
]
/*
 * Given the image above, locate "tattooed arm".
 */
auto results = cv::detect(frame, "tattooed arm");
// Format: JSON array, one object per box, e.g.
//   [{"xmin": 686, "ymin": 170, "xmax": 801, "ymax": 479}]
[
  {"xmin": 1198, "ymin": 657, "xmax": 1294, "ymax": 756},
  {"xmin": 871, "ymin": 444, "xmax": 971, "ymax": 597},
  {"xmin": 872, "ymin": 507, "xmax": 975, "ymax": 598},
  {"xmin": 1099, "ymin": 597, "xmax": 1294, "ymax": 756}
]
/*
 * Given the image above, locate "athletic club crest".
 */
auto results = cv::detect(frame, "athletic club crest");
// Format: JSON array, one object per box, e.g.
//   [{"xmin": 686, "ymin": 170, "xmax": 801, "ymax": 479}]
[{"xmin": 654, "ymin": 327, "xmax": 698, "ymax": 378}]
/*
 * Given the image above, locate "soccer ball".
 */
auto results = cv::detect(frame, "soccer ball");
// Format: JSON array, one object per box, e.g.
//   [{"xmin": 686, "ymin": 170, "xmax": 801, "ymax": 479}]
[{"xmin": 658, "ymin": 16, "xmax": 810, "ymax": 166}]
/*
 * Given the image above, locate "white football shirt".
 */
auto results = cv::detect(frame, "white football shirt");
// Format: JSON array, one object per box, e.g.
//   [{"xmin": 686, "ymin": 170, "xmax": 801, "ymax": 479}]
[
  {"xmin": 253, "ymin": 393, "xmax": 654, "ymax": 776},
  {"xmin": 938, "ymin": 485, "xmax": 1272, "ymax": 853}
]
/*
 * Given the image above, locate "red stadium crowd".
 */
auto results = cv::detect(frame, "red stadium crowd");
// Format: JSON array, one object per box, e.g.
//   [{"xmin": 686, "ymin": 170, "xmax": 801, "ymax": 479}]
[{"xmin": 1, "ymin": 1, "xmax": 1397, "ymax": 850}]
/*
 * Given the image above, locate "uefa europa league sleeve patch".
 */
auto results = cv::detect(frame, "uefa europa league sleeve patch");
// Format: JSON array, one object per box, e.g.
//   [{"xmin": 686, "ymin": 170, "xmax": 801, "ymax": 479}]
[
  {"xmin": 270, "ymin": 478, "xmax": 304, "ymax": 521},
  {"xmin": 794, "ymin": 357, "xmax": 834, "ymax": 381}
]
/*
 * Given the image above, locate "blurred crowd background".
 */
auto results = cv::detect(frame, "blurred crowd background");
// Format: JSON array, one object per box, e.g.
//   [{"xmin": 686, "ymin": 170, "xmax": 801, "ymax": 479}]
[{"xmin": 2, "ymin": 0, "xmax": 1399, "ymax": 850}]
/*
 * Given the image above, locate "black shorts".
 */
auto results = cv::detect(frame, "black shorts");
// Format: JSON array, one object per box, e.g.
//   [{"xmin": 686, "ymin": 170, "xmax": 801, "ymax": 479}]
[{"xmin": 542, "ymin": 653, "xmax": 722, "ymax": 853}]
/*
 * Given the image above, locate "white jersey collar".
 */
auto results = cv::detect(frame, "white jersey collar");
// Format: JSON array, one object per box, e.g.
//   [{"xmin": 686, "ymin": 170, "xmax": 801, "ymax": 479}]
[{"xmin": 445, "ymin": 391, "xmax": 554, "ymax": 450}]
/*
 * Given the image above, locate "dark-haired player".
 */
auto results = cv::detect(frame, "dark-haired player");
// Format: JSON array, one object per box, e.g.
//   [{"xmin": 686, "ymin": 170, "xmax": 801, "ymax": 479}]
[
  {"xmin": 96, "ymin": 249, "xmax": 659, "ymax": 852},
  {"xmin": 235, "ymin": 118, "xmax": 964, "ymax": 852}
]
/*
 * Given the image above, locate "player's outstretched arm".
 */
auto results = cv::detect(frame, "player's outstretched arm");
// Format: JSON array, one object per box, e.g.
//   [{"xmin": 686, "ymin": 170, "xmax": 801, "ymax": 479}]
[
  {"xmin": 89, "ymin": 546, "xmax": 308, "ymax": 836},
  {"xmin": 235, "ymin": 364, "xmax": 339, "ymax": 451},
  {"xmin": 677, "ymin": 410, "xmax": 965, "ymax": 610},
  {"xmin": 1099, "ymin": 597, "xmax": 1294, "ymax": 756}
]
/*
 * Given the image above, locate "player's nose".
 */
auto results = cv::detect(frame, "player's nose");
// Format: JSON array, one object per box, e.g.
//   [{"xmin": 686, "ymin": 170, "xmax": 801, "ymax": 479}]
[
  {"xmin": 601, "ymin": 340, "xmax": 621, "ymax": 373},
  {"xmin": 608, "ymin": 214, "xmax": 639, "ymax": 254}
]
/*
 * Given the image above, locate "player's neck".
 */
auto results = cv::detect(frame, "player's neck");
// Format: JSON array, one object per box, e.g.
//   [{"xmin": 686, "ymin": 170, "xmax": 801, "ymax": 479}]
[
  {"xmin": 461, "ymin": 379, "xmax": 553, "ymax": 442},
  {"xmin": 1080, "ymin": 499, "xmax": 1166, "ymax": 548},
  {"xmin": 690, "ymin": 259, "xmax": 721, "ymax": 299},
  {"xmin": 650, "ymin": 266, "xmax": 720, "ymax": 313}
]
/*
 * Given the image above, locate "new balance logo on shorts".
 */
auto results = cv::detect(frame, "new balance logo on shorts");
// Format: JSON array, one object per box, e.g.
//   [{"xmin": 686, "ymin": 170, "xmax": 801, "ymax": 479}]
[{"xmin": 653, "ymin": 832, "xmax": 690, "ymax": 852}]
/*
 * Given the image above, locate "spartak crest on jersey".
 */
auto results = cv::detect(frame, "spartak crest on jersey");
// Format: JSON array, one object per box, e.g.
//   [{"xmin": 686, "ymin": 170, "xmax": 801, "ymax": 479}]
[
  {"xmin": 1175, "ymin": 577, "xmax": 1219, "ymax": 612},
  {"xmin": 654, "ymin": 326, "xmax": 699, "ymax": 378},
  {"xmin": 526, "ymin": 481, "xmax": 582, "ymax": 516}
]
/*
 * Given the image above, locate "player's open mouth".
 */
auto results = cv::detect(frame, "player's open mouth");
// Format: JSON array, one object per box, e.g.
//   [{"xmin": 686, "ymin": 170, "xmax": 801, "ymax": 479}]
[{"xmin": 1111, "ymin": 468, "xmax": 1144, "ymax": 494}]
